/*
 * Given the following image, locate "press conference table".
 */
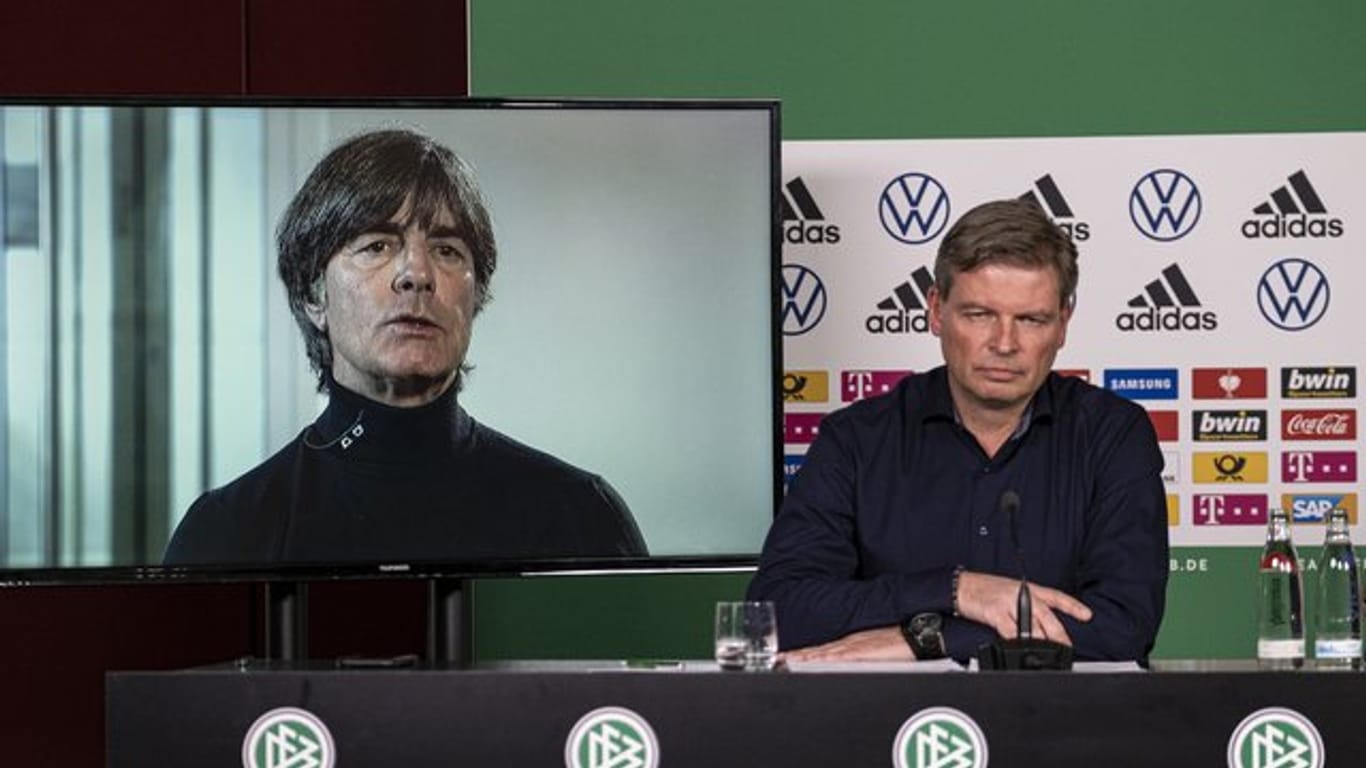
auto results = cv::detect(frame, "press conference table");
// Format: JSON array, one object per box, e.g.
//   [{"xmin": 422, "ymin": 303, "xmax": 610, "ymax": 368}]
[{"xmin": 107, "ymin": 659, "xmax": 1363, "ymax": 766}]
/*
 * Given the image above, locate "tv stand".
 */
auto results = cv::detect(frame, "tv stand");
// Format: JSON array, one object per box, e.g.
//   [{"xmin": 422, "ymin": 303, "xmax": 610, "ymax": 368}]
[{"xmin": 259, "ymin": 577, "xmax": 473, "ymax": 666}]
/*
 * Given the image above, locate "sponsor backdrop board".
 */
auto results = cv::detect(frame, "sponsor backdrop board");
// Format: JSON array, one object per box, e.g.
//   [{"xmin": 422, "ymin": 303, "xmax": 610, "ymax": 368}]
[
  {"xmin": 468, "ymin": 1, "xmax": 1366, "ymax": 662},
  {"xmin": 780, "ymin": 132, "xmax": 1362, "ymax": 551}
]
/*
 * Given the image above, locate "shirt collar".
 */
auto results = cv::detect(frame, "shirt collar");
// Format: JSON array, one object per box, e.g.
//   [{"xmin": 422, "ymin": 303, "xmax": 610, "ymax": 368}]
[
  {"xmin": 922, "ymin": 365, "xmax": 1058, "ymax": 436},
  {"xmin": 310, "ymin": 375, "xmax": 474, "ymax": 463}
]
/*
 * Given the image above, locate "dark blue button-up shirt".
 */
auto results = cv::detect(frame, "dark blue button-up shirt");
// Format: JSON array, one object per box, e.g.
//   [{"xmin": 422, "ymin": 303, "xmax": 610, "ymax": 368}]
[{"xmin": 748, "ymin": 366, "xmax": 1168, "ymax": 663}]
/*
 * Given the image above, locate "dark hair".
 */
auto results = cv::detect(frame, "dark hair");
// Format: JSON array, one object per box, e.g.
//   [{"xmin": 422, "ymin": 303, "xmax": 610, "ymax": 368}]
[
  {"xmin": 277, "ymin": 128, "xmax": 497, "ymax": 391},
  {"xmin": 934, "ymin": 198, "xmax": 1078, "ymax": 309}
]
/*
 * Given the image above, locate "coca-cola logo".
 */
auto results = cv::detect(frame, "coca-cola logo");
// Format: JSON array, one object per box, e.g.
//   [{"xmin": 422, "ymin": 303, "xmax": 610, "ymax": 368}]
[{"xmin": 1282, "ymin": 409, "xmax": 1357, "ymax": 440}]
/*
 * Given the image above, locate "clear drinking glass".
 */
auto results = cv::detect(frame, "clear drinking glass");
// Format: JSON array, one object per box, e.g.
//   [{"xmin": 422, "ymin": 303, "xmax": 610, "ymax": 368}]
[{"xmin": 714, "ymin": 601, "xmax": 778, "ymax": 671}]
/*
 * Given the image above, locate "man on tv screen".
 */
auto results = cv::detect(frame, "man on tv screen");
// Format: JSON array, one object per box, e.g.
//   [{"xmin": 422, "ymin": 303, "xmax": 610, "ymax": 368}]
[
  {"xmin": 164, "ymin": 129, "xmax": 646, "ymax": 565},
  {"xmin": 747, "ymin": 198, "xmax": 1168, "ymax": 664}
]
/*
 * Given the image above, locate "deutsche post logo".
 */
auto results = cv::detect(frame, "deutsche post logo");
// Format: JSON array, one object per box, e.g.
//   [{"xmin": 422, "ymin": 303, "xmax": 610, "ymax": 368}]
[
  {"xmin": 893, "ymin": 707, "xmax": 987, "ymax": 768},
  {"xmin": 1193, "ymin": 452, "xmax": 1268, "ymax": 483},
  {"xmin": 566, "ymin": 706, "xmax": 659, "ymax": 768},
  {"xmin": 1227, "ymin": 707, "xmax": 1323, "ymax": 768},
  {"xmin": 242, "ymin": 707, "xmax": 335, "ymax": 768},
  {"xmin": 783, "ymin": 370, "xmax": 830, "ymax": 402}
]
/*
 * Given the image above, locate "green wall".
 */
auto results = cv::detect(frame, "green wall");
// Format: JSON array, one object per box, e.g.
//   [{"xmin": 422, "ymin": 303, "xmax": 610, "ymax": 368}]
[{"xmin": 466, "ymin": 1, "xmax": 1366, "ymax": 661}]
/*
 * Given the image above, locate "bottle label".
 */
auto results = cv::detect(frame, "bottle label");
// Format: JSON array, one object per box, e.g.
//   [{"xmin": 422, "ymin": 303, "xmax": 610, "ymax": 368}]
[
  {"xmin": 1314, "ymin": 638, "xmax": 1362, "ymax": 659},
  {"xmin": 1258, "ymin": 639, "xmax": 1305, "ymax": 659}
]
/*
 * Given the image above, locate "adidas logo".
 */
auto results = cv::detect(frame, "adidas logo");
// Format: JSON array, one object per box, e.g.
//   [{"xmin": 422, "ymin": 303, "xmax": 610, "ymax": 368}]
[
  {"xmin": 1115, "ymin": 263, "xmax": 1218, "ymax": 332},
  {"xmin": 1241, "ymin": 170, "xmax": 1343, "ymax": 239},
  {"xmin": 866, "ymin": 266, "xmax": 934, "ymax": 334},
  {"xmin": 781, "ymin": 177, "xmax": 841, "ymax": 245},
  {"xmin": 1020, "ymin": 174, "xmax": 1090, "ymax": 241}
]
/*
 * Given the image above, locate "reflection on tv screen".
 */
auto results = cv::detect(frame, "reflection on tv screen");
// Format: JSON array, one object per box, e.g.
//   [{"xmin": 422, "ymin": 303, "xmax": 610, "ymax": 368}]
[{"xmin": 0, "ymin": 101, "xmax": 779, "ymax": 575}]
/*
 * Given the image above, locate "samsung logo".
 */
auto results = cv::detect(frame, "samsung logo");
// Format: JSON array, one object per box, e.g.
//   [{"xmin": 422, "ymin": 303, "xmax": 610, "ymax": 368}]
[{"xmin": 1105, "ymin": 368, "xmax": 1180, "ymax": 400}]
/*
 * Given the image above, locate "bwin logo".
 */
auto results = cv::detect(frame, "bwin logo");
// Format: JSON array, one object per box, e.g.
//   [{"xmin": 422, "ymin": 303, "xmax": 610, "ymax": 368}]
[
  {"xmin": 1130, "ymin": 169, "xmax": 1201, "ymax": 241},
  {"xmin": 1020, "ymin": 174, "xmax": 1090, "ymax": 241},
  {"xmin": 1258, "ymin": 258, "xmax": 1330, "ymax": 331},
  {"xmin": 879, "ymin": 172, "xmax": 951, "ymax": 245},
  {"xmin": 1243, "ymin": 170, "xmax": 1343, "ymax": 240},
  {"xmin": 866, "ymin": 266, "xmax": 935, "ymax": 334},
  {"xmin": 1116, "ymin": 263, "xmax": 1217, "ymax": 332},
  {"xmin": 781, "ymin": 264, "xmax": 828, "ymax": 336},
  {"xmin": 781, "ymin": 177, "xmax": 841, "ymax": 245}
]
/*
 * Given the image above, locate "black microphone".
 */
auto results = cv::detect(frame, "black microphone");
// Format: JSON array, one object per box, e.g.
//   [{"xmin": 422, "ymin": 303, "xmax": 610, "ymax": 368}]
[
  {"xmin": 976, "ymin": 490, "xmax": 1073, "ymax": 671},
  {"xmin": 1001, "ymin": 490, "xmax": 1032, "ymax": 641}
]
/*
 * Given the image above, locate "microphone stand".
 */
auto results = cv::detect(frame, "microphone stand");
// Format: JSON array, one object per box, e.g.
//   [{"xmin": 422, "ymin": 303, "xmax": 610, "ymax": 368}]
[{"xmin": 976, "ymin": 491, "xmax": 1073, "ymax": 671}]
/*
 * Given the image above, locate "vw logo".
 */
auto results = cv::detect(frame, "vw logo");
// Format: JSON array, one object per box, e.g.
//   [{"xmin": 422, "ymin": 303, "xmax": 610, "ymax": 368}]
[
  {"xmin": 879, "ymin": 172, "xmax": 951, "ymax": 244},
  {"xmin": 1130, "ymin": 169, "xmax": 1201, "ymax": 241},
  {"xmin": 781, "ymin": 264, "xmax": 828, "ymax": 336},
  {"xmin": 1258, "ymin": 258, "xmax": 1330, "ymax": 331}
]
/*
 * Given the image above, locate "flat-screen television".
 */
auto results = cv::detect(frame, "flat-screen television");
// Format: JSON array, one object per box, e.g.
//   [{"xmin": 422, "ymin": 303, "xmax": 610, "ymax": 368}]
[{"xmin": 0, "ymin": 98, "xmax": 780, "ymax": 583}]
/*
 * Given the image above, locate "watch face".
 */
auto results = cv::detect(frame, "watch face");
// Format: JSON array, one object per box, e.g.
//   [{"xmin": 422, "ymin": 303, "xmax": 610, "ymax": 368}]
[{"xmin": 910, "ymin": 613, "xmax": 942, "ymax": 637}]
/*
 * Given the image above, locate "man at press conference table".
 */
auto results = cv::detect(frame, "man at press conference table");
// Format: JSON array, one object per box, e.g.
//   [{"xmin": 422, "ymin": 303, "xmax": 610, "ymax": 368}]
[{"xmin": 748, "ymin": 198, "xmax": 1169, "ymax": 664}]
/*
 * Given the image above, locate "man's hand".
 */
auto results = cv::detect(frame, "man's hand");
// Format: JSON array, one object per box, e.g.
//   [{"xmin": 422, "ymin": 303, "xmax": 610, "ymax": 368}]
[
  {"xmin": 955, "ymin": 571, "xmax": 1092, "ymax": 645},
  {"xmin": 781, "ymin": 626, "xmax": 914, "ymax": 663}
]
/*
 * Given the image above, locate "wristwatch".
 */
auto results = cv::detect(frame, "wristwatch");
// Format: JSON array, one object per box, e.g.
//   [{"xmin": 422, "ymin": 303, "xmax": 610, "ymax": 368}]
[{"xmin": 901, "ymin": 612, "xmax": 947, "ymax": 660}]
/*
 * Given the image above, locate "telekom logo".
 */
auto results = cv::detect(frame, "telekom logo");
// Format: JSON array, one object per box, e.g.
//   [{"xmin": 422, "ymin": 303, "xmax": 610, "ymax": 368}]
[
  {"xmin": 840, "ymin": 370, "xmax": 912, "ymax": 402},
  {"xmin": 1283, "ymin": 451, "xmax": 1357, "ymax": 483}
]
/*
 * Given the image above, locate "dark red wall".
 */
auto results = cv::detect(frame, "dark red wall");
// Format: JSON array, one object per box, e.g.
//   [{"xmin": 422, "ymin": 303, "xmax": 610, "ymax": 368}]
[
  {"xmin": 0, "ymin": 1, "xmax": 467, "ymax": 762},
  {"xmin": 0, "ymin": 0, "xmax": 468, "ymax": 95}
]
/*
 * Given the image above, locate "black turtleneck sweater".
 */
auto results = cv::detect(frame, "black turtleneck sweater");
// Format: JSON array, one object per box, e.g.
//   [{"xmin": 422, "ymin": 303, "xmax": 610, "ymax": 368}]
[{"xmin": 162, "ymin": 382, "xmax": 646, "ymax": 566}]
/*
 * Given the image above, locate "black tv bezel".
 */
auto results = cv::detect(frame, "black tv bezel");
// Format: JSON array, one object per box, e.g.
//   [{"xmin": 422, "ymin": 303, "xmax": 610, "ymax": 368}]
[{"xmin": 0, "ymin": 95, "xmax": 783, "ymax": 587}]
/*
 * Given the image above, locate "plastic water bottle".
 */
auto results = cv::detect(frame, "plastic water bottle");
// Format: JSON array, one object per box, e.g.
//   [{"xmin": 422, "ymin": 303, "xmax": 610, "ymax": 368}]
[
  {"xmin": 1314, "ymin": 506, "xmax": 1361, "ymax": 670},
  {"xmin": 1257, "ymin": 508, "xmax": 1304, "ymax": 670}
]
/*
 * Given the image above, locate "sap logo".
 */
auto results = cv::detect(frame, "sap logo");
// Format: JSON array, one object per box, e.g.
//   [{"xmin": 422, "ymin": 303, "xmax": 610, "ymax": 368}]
[
  {"xmin": 1193, "ymin": 494, "xmax": 1269, "ymax": 526},
  {"xmin": 1282, "ymin": 451, "xmax": 1357, "ymax": 483},
  {"xmin": 1115, "ymin": 263, "xmax": 1217, "ymax": 332},
  {"xmin": 841, "ymin": 370, "xmax": 913, "ymax": 402},
  {"xmin": 1282, "ymin": 366, "xmax": 1356, "ymax": 399},
  {"xmin": 1282, "ymin": 409, "xmax": 1356, "ymax": 440},
  {"xmin": 1191, "ymin": 367, "xmax": 1267, "ymax": 399},
  {"xmin": 1242, "ymin": 170, "xmax": 1343, "ymax": 240},
  {"xmin": 866, "ymin": 266, "xmax": 934, "ymax": 334},
  {"xmin": 1104, "ymin": 368, "xmax": 1179, "ymax": 400},
  {"xmin": 781, "ymin": 264, "xmax": 828, "ymax": 336},
  {"xmin": 1282, "ymin": 493, "xmax": 1359, "ymax": 524},
  {"xmin": 1192, "ymin": 409, "xmax": 1268, "ymax": 442},
  {"xmin": 1192, "ymin": 451, "xmax": 1268, "ymax": 483},
  {"xmin": 1020, "ymin": 174, "xmax": 1090, "ymax": 241},
  {"xmin": 783, "ymin": 413, "xmax": 824, "ymax": 445},
  {"xmin": 1162, "ymin": 451, "xmax": 1179, "ymax": 483},
  {"xmin": 1257, "ymin": 258, "xmax": 1330, "ymax": 331},
  {"xmin": 782, "ymin": 370, "xmax": 829, "ymax": 403},
  {"xmin": 781, "ymin": 177, "xmax": 841, "ymax": 245},
  {"xmin": 1147, "ymin": 410, "xmax": 1179, "ymax": 442},
  {"xmin": 878, "ymin": 172, "xmax": 950, "ymax": 244},
  {"xmin": 1129, "ymin": 169, "xmax": 1201, "ymax": 241},
  {"xmin": 783, "ymin": 455, "xmax": 806, "ymax": 492}
]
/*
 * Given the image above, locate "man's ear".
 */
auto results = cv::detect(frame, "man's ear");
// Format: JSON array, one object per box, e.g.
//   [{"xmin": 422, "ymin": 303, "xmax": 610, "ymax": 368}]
[
  {"xmin": 927, "ymin": 286, "xmax": 943, "ymax": 336},
  {"xmin": 304, "ymin": 278, "xmax": 327, "ymax": 332}
]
